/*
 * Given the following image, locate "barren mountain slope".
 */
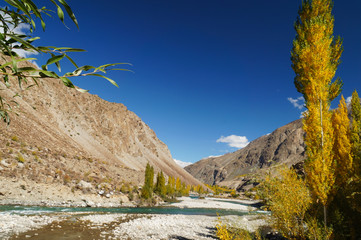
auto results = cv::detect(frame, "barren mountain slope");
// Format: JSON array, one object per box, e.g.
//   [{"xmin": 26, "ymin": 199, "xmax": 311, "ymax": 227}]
[
  {"xmin": 0, "ymin": 58, "xmax": 202, "ymax": 198},
  {"xmin": 185, "ymin": 119, "xmax": 306, "ymax": 188}
]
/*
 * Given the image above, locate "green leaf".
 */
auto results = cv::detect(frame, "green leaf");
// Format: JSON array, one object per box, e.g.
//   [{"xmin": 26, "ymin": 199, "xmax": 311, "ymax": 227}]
[
  {"xmin": 57, "ymin": 0, "xmax": 79, "ymax": 28},
  {"xmin": 60, "ymin": 77, "xmax": 75, "ymax": 88},
  {"xmin": 41, "ymin": 19, "xmax": 46, "ymax": 31},
  {"xmin": 46, "ymin": 54, "xmax": 65, "ymax": 66},
  {"xmin": 57, "ymin": 6, "xmax": 64, "ymax": 23},
  {"xmin": 55, "ymin": 61, "xmax": 61, "ymax": 72},
  {"xmin": 38, "ymin": 70, "xmax": 58, "ymax": 78},
  {"xmin": 7, "ymin": 34, "xmax": 39, "ymax": 53},
  {"xmin": 17, "ymin": 66, "xmax": 37, "ymax": 72},
  {"xmin": 65, "ymin": 55, "xmax": 78, "ymax": 68},
  {"xmin": 76, "ymin": 65, "xmax": 95, "ymax": 72},
  {"xmin": 63, "ymin": 48, "xmax": 86, "ymax": 52},
  {"xmin": 88, "ymin": 73, "xmax": 119, "ymax": 87}
]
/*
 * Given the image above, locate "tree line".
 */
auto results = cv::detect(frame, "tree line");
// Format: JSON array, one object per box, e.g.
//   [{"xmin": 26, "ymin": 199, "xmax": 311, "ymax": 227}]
[
  {"xmin": 259, "ymin": 0, "xmax": 361, "ymax": 239},
  {"xmin": 141, "ymin": 163, "xmax": 206, "ymax": 201}
]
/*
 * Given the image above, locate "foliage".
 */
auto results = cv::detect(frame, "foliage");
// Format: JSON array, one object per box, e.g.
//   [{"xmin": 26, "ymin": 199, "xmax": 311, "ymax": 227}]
[
  {"xmin": 291, "ymin": 0, "xmax": 343, "ymax": 229},
  {"xmin": 141, "ymin": 162, "xmax": 154, "ymax": 199},
  {"xmin": 306, "ymin": 216, "xmax": 333, "ymax": 240},
  {"xmin": 0, "ymin": 0, "xmax": 130, "ymax": 124},
  {"xmin": 154, "ymin": 171, "xmax": 166, "ymax": 197},
  {"xmin": 16, "ymin": 152, "xmax": 25, "ymax": 163},
  {"xmin": 351, "ymin": 90, "xmax": 361, "ymax": 174},
  {"xmin": 259, "ymin": 166, "xmax": 311, "ymax": 239},
  {"xmin": 215, "ymin": 217, "xmax": 262, "ymax": 240},
  {"xmin": 332, "ymin": 95, "xmax": 353, "ymax": 186}
]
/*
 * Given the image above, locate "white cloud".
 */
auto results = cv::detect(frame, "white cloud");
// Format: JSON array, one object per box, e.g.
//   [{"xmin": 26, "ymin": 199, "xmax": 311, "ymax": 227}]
[
  {"xmin": 346, "ymin": 96, "xmax": 352, "ymax": 104},
  {"xmin": 288, "ymin": 96, "xmax": 305, "ymax": 110},
  {"xmin": 201, "ymin": 155, "xmax": 222, "ymax": 160},
  {"xmin": 0, "ymin": 13, "xmax": 38, "ymax": 60},
  {"xmin": 173, "ymin": 159, "xmax": 192, "ymax": 168},
  {"xmin": 216, "ymin": 135, "xmax": 249, "ymax": 149}
]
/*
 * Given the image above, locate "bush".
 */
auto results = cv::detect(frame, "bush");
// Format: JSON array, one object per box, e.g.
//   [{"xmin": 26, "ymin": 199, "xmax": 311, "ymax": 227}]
[
  {"xmin": 16, "ymin": 153, "xmax": 25, "ymax": 163},
  {"xmin": 259, "ymin": 165, "xmax": 311, "ymax": 239},
  {"xmin": 11, "ymin": 136, "xmax": 19, "ymax": 142}
]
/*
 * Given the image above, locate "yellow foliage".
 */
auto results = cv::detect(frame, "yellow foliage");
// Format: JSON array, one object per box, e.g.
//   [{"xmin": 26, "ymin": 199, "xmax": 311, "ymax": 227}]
[
  {"xmin": 332, "ymin": 95, "xmax": 353, "ymax": 186},
  {"xmin": 215, "ymin": 217, "xmax": 253, "ymax": 240},
  {"xmin": 261, "ymin": 166, "xmax": 311, "ymax": 239},
  {"xmin": 291, "ymin": 0, "xmax": 342, "ymax": 207}
]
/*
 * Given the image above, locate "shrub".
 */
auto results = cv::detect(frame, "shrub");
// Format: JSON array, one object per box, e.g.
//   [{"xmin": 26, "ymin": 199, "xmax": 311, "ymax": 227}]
[
  {"xmin": 259, "ymin": 165, "xmax": 311, "ymax": 239},
  {"xmin": 16, "ymin": 153, "xmax": 25, "ymax": 163},
  {"xmin": 11, "ymin": 136, "xmax": 19, "ymax": 142},
  {"xmin": 63, "ymin": 174, "xmax": 71, "ymax": 185}
]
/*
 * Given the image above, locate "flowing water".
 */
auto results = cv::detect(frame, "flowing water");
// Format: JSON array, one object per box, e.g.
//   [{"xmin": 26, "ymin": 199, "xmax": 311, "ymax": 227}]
[{"xmin": 0, "ymin": 204, "xmax": 262, "ymax": 216}]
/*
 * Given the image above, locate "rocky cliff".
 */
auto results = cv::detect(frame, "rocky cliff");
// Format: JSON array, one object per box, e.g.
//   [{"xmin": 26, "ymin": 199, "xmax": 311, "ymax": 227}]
[
  {"xmin": 185, "ymin": 119, "xmax": 306, "ymax": 190},
  {"xmin": 0, "ymin": 58, "xmax": 202, "ymax": 205}
]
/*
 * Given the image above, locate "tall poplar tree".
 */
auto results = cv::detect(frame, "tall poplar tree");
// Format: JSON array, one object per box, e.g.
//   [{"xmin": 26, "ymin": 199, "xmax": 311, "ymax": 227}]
[
  {"xmin": 141, "ymin": 163, "xmax": 154, "ymax": 199},
  {"xmin": 332, "ymin": 96, "xmax": 353, "ymax": 186},
  {"xmin": 291, "ymin": 0, "xmax": 343, "ymax": 226},
  {"xmin": 351, "ymin": 90, "xmax": 361, "ymax": 173},
  {"xmin": 349, "ymin": 90, "xmax": 361, "ymax": 215}
]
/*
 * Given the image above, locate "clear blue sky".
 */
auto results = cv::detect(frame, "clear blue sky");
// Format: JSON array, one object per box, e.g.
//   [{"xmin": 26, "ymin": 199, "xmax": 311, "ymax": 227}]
[{"xmin": 32, "ymin": 0, "xmax": 361, "ymax": 165}]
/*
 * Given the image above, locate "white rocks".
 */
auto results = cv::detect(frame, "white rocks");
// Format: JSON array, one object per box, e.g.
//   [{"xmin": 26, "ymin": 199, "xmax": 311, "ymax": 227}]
[
  {"xmin": 0, "ymin": 213, "xmax": 61, "ymax": 240},
  {"xmin": 77, "ymin": 180, "xmax": 93, "ymax": 192},
  {"xmin": 1, "ymin": 160, "xmax": 9, "ymax": 167},
  {"xmin": 112, "ymin": 214, "xmax": 217, "ymax": 240}
]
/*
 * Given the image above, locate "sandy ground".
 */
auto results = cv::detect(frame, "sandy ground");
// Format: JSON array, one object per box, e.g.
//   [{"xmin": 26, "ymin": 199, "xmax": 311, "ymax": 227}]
[{"xmin": 0, "ymin": 197, "xmax": 269, "ymax": 240}]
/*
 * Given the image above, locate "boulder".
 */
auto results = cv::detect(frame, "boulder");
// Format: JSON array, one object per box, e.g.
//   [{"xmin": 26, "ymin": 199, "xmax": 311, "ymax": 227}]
[{"xmin": 77, "ymin": 180, "xmax": 94, "ymax": 193}]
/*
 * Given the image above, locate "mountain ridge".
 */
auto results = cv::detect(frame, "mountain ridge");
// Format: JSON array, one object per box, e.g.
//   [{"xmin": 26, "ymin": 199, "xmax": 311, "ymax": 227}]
[
  {"xmin": 185, "ymin": 119, "xmax": 306, "ymax": 189},
  {"xmin": 0, "ymin": 57, "xmax": 202, "ymax": 205}
]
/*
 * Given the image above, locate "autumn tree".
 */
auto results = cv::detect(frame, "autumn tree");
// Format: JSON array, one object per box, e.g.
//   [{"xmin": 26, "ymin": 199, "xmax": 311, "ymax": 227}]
[
  {"xmin": 351, "ymin": 90, "xmax": 361, "ymax": 173},
  {"xmin": 348, "ymin": 90, "xmax": 361, "ymax": 225},
  {"xmin": 260, "ymin": 166, "xmax": 311, "ymax": 239},
  {"xmin": 291, "ymin": 0, "xmax": 343, "ymax": 227},
  {"xmin": 332, "ymin": 95, "xmax": 353, "ymax": 186}
]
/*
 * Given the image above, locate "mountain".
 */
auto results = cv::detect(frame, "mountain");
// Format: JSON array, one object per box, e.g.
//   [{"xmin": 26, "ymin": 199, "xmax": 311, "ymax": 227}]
[
  {"xmin": 0, "ymin": 57, "xmax": 202, "ymax": 205},
  {"xmin": 185, "ymin": 119, "xmax": 306, "ymax": 190}
]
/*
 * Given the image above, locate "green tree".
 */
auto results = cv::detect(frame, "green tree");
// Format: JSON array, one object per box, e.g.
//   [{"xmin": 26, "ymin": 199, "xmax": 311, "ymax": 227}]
[
  {"xmin": 166, "ymin": 176, "xmax": 175, "ymax": 196},
  {"xmin": 141, "ymin": 163, "xmax": 154, "ymax": 199},
  {"xmin": 0, "ymin": 0, "xmax": 129, "ymax": 124},
  {"xmin": 291, "ymin": 0, "xmax": 343, "ymax": 227},
  {"xmin": 154, "ymin": 171, "xmax": 166, "ymax": 197}
]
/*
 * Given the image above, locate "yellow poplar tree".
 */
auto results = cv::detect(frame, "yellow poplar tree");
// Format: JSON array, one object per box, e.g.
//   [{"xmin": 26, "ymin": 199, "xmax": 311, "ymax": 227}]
[
  {"xmin": 332, "ymin": 95, "xmax": 353, "ymax": 186},
  {"xmin": 291, "ymin": 0, "xmax": 343, "ymax": 225},
  {"xmin": 349, "ymin": 90, "xmax": 361, "ymax": 215},
  {"xmin": 351, "ymin": 90, "xmax": 361, "ymax": 173}
]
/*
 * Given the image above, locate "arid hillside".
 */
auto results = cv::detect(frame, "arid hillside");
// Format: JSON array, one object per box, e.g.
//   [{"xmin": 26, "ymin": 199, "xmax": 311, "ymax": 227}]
[
  {"xmin": 0, "ymin": 58, "xmax": 202, "ymax": 199},
  {"xmin": 185, "ymin": 119, "xmax": 306, "ymax": 190}
]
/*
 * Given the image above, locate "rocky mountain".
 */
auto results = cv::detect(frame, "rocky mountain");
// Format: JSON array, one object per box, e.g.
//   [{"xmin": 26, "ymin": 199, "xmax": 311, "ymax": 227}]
[
  {"xmin": 0, "ymin": 57, "xmax": 202, "ymax": 205},
  {"xmin": 185, "ymin": 119, "xmax": 306, "ymax": 190}
]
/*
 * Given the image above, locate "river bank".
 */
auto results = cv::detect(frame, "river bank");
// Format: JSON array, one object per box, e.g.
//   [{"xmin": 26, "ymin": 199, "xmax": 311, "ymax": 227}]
[{"xmin": 0, "ymin": 197, "xmax": 269, "ymax": 240}]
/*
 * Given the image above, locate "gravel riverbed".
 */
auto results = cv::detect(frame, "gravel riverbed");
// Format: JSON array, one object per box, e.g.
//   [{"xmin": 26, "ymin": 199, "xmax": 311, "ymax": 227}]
[{"xmin": 0, "ymin": 197, "xmax": 269, "ymax": 240}]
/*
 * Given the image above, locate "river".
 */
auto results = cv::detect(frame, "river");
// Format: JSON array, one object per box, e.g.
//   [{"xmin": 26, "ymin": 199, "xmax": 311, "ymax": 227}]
[{"xmin": 0, "ymin": 197, "xmax": 269, "ymax": 240}]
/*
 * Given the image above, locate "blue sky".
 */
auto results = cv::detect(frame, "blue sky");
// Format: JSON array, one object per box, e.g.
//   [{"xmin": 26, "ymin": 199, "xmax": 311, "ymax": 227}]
[{"xmin": 27, "ymin": 0, "xmax": 361, "ymax": 165}]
